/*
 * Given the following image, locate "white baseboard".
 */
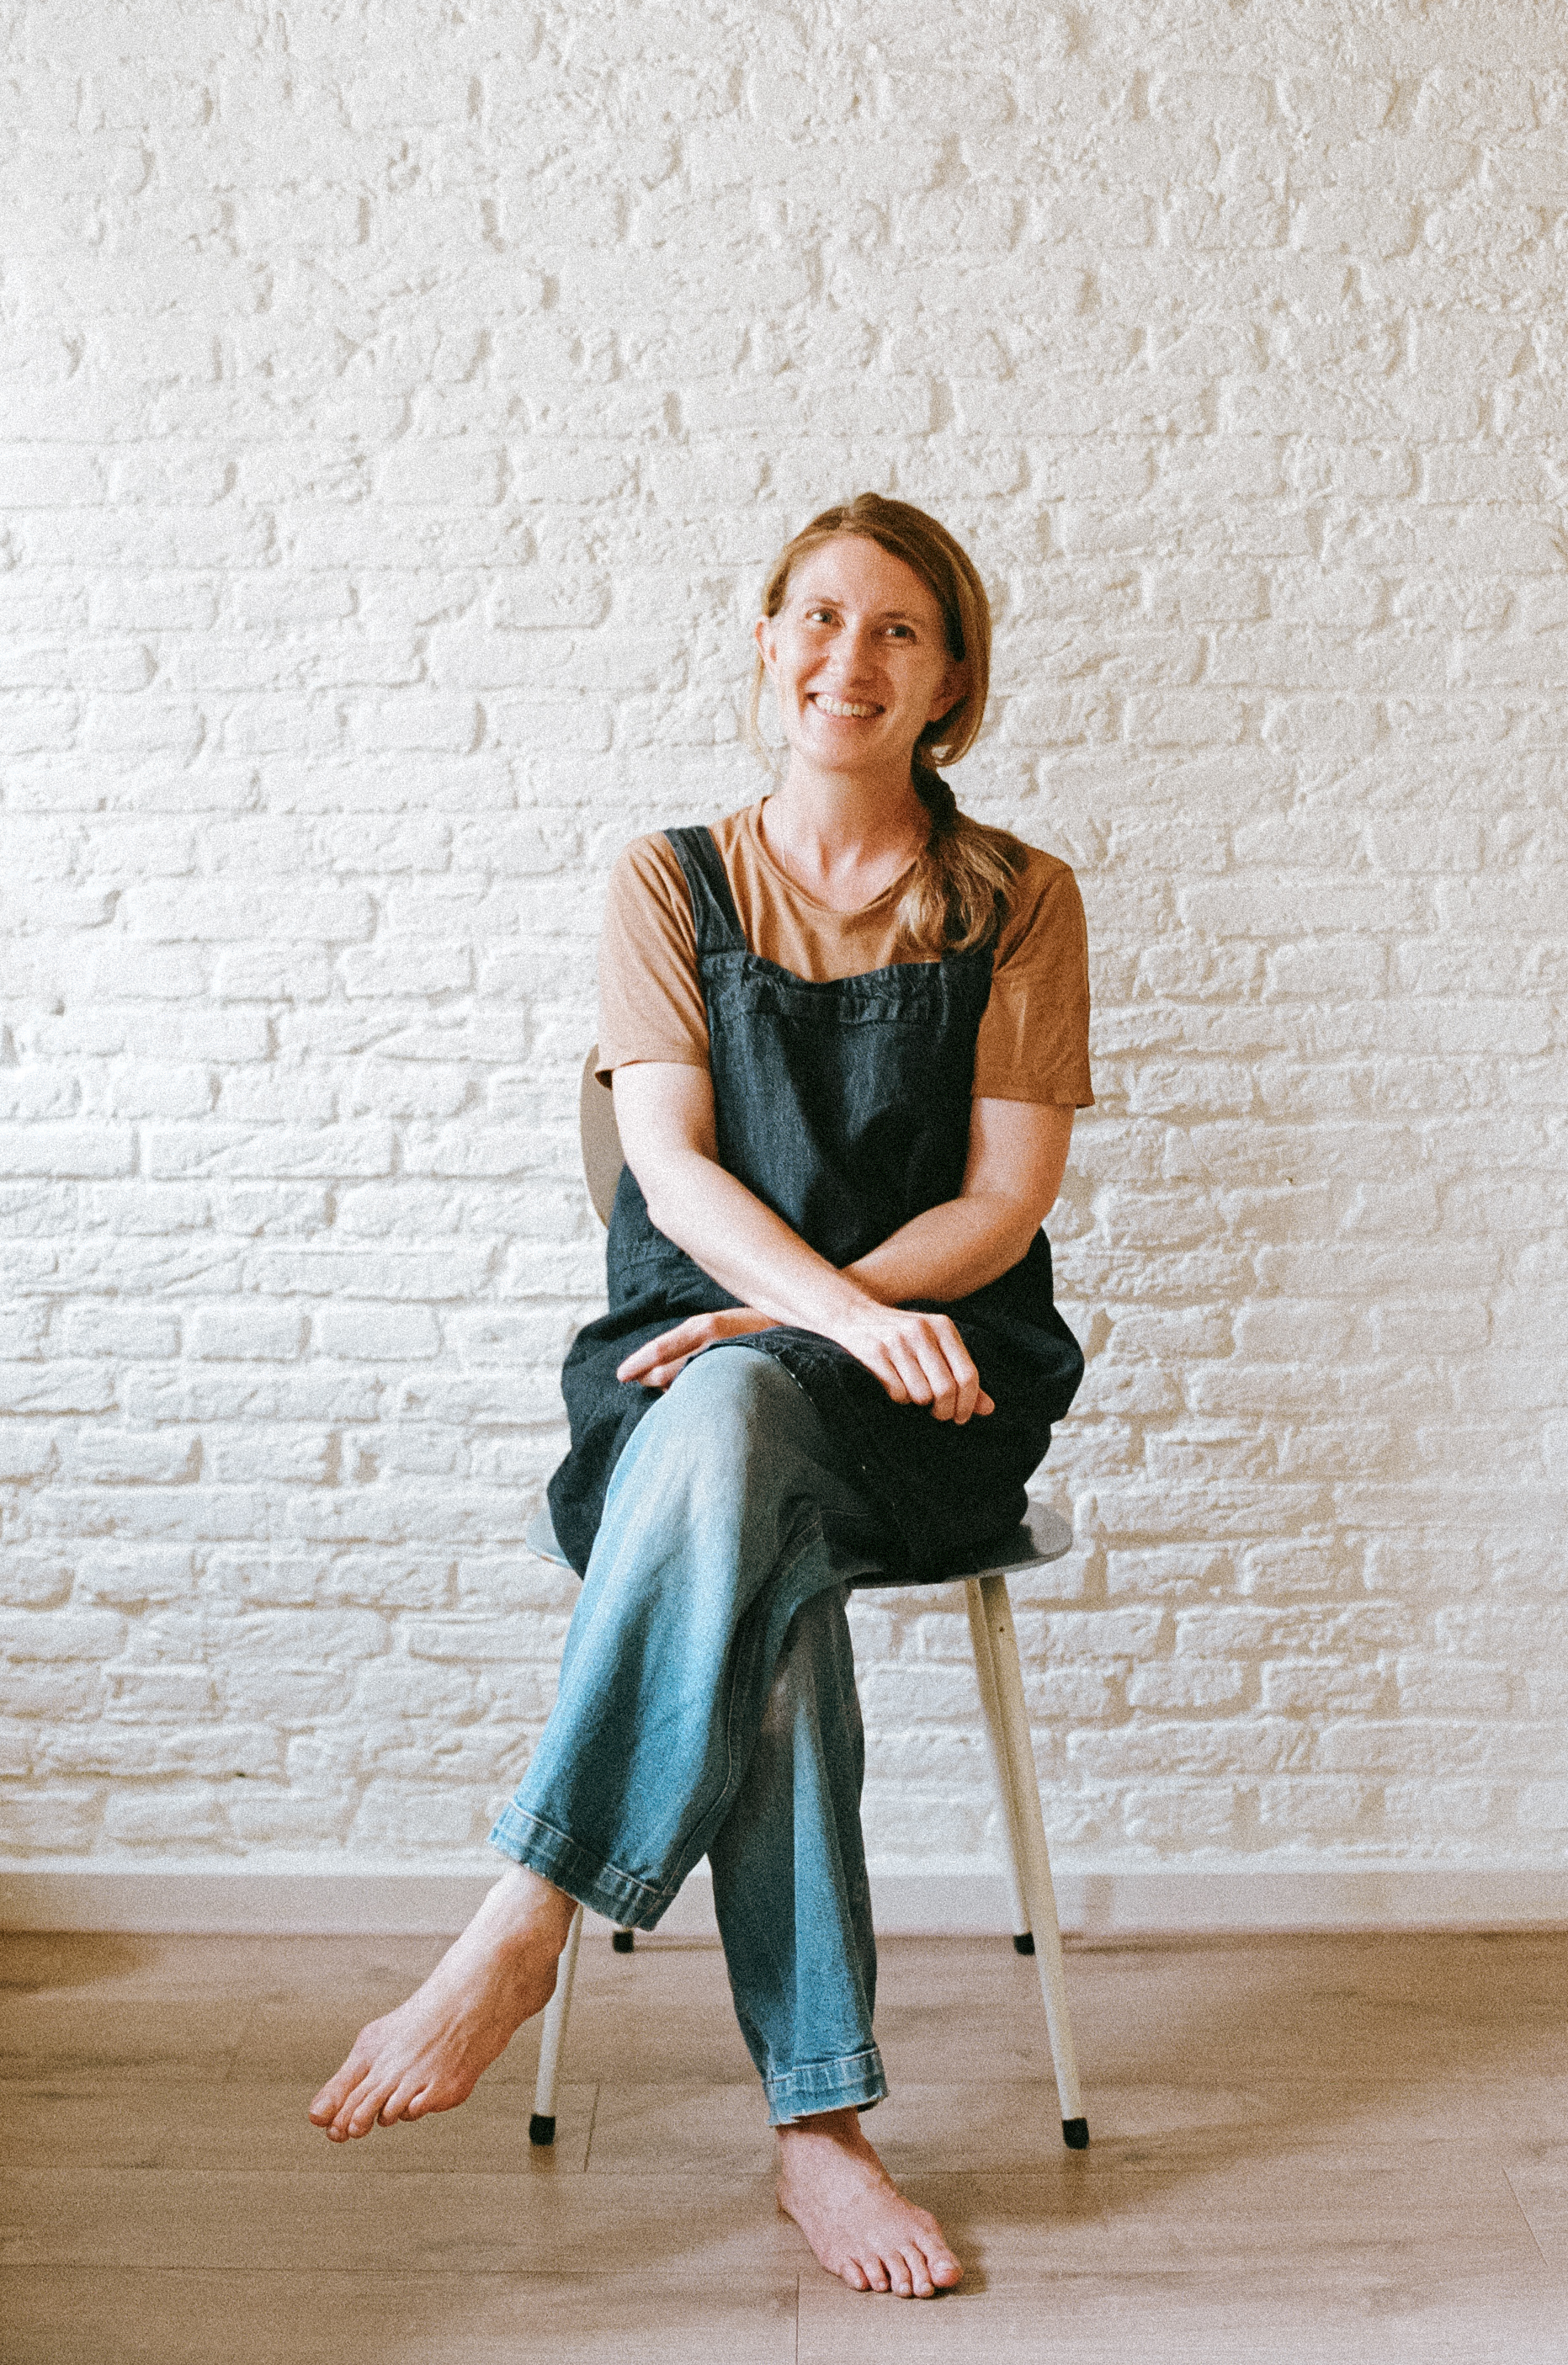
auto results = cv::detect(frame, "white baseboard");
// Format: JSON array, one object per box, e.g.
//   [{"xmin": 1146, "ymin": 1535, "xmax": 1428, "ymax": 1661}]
[{"xmin": 3, "ymin": 1857, "xmax": 1565, "ymax": 1937}]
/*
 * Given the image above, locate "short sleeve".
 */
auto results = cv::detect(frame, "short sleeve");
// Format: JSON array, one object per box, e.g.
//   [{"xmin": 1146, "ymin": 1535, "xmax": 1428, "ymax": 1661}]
[
  {"xmin": 595, "ymin": 834, "xmax": 710, "ymax": 1079},
  {"xmin": 971, "ymin": 852, "xmax": 1093, "ymax": 1107}
]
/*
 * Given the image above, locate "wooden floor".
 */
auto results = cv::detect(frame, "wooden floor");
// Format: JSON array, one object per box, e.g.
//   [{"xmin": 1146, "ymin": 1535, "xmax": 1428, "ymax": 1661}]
[{"xmin": 3, "ymin": 1925, "xmax": 1566, "ymax": 2362}]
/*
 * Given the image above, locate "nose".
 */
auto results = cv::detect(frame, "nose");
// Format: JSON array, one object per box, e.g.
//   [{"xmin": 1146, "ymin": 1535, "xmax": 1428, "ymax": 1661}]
[{"xmin": 821, "ymin": 620, "xmax": 883, "ymax": 682}]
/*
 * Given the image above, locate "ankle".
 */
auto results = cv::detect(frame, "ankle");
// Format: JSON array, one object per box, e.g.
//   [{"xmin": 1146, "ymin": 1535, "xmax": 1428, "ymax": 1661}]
[
  {"xmin": 480, "ymin": 1867, "xmax": 577, "ymax": 1955},
  {"xmin": 777, "ymin": 2105, "xmax": 868, "ymax": 2151}
]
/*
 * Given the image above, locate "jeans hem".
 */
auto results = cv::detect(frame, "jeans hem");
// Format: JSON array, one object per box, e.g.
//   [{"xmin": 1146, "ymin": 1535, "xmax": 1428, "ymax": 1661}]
[
  {"xmin": 487, "ymin": 1804, "xmax": 681, "ymax": 1932},
  {"xmin": 764, "ymin": 2044, "xmax": 888, "ymax": 2127}
]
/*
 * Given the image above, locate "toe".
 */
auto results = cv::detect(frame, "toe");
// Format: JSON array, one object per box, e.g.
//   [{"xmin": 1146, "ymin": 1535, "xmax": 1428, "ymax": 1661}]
[
  {"xmin": 309, "ymin": 2063, "xmax": 364, "ymax": 2124},
  {"xmin": 343, "ymin": 2079, "xmax": 394, "ymax": 2138},
  {"xmin": 901, "ymin": 2249, "xmax": 935, "ymax": 2299},
  {"xmin": 325, "ymin": 2088, "xmax": 367, "ymax": 2139},
  {"xmin": 379, "ymin": 2072, "xmax": 431, "ymax": 2127}
]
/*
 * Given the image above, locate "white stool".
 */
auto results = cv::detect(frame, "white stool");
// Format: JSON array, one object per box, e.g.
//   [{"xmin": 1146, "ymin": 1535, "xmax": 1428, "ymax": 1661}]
[{"xmin": 520, "ymin": 1055, "xmax": 1089, "ymax": 2152}]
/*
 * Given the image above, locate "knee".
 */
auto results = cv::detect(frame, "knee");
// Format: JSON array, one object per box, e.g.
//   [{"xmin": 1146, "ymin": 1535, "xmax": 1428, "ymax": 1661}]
[
  {"xmin": 610, "ymin": 1347, "xmax": 820, "ymax": 1529},
  {"xmin": 666, "ymin": 1343, "xmax": 805, "ymax": 1447}
]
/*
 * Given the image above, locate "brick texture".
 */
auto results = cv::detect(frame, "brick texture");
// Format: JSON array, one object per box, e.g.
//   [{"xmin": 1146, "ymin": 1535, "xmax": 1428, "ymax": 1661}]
[{"xmin": 2, "ymin": 1, "xmax": 1565, "ymax": 1879}]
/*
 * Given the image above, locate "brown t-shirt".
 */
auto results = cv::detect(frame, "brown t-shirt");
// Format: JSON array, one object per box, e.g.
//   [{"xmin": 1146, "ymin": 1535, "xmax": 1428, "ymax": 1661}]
[{"xmin": 597, "ymin": 802, "xmax": 1093, "ymax": 1108}]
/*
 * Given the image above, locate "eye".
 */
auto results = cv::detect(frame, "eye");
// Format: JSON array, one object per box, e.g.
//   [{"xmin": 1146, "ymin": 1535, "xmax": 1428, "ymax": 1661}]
[
  {"xmin": 885, "ymin": 623, "xmax": 915, "ymax": 640},
  {"xmin": 805, "ymin": 607, "xmax": 835, "ymax": 624}
]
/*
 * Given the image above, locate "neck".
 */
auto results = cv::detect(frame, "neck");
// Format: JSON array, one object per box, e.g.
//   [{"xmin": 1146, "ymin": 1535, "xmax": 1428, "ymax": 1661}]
[
  {"xmin": 760, "ymin": 757, "xmax": 932, "ymax": 910},
  {"xmin": 773, "ymin": 751, "xmax": 929, "ymax": 850}
]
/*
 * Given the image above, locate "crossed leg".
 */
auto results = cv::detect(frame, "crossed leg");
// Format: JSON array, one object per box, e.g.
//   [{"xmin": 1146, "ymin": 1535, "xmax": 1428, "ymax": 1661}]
[{"xmin": 309, "ymin": 1352, "xmax": 962, "ymax": 2292}]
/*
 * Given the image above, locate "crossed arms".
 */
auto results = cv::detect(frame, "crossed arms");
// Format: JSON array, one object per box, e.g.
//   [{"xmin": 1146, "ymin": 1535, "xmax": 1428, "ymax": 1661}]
[{"xmin": 610, "ymin": 1061, "xmax": 1074, "ymax": 1427}]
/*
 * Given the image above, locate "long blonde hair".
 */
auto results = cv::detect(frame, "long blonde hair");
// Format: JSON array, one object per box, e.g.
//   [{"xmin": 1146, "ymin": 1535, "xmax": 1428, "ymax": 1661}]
[{"xmin": 747, "ymin": 492, "xmax": 1025, "ymax": 956}]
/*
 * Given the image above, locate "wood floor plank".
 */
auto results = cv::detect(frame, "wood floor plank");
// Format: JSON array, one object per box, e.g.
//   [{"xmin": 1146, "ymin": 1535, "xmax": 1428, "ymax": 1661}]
[
  {"xmin": 584, "ymin": 2073, "xmax": 1533, "ymax": 2176},
  {"xmin": 798, "ymin": 2264, "xmax": 1568, "ymax": 2365},
  {"xmin": 1500, "ymin": 2144, "xmax": 1568, "ymax": 2264},
  {"xmin": 0, "ymin": 2267, "xmax": 800, "ymax": 2365},
  {"xmin": 0, "ymin": 1932, "xmax": 447, "ymax": 2000},
  {"xmin": 0, "ymin": 2166, "xmax": 799, "ymax": 2281},
  {"xmin": 876, "ymin": 1932, "xmax": 1568, "ymax": 2085},
  {"xmin": 0, "ymin": 1997, "xmax": 246, "ymax": 2082},
  {"xmin": 5, "ymin": 2151, "xmax": 1540, "ymax": 2278},
  {"xmin": 0, "ymin": 2079, "xmax": 598, "ymax": 2175},
  {"xmin": 906, "ymin": 2159, "xmax": 1548, "ymax": 2273}
]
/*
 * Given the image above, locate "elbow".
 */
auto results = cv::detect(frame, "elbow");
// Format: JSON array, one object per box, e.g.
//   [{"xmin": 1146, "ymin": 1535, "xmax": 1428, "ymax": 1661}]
[
  {"xmin": 638, "ymin": 1176, "xmax": 678, "ymax": 1241},
  {"xmin": 988, "ymin": 1196, "xmax": 1052, "ymax": 1279},
  {"xmin": 1007, "ymin": 1212, "xmax": 1044, "ymax": 1272},
  {"xmin": 634, "ymin": 1161, "xmax": 693, "ymax": 1249}
]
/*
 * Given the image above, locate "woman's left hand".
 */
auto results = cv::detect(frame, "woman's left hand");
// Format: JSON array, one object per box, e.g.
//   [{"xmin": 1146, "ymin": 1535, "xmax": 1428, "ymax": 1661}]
[{"xmin": 616, "ymin": 1309, "xmax": 779, "ymax": 1391}]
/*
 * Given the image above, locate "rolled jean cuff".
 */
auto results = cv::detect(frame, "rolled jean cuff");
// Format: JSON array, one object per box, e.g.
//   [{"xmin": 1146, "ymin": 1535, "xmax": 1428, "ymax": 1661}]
[
  {"xmin": 764, "ymin": 2043, "xmax": 887, "ymax": 2127},
  {"xmin": 487, "ymin": 1804, "xmax": 680, "ymax": 1932}
]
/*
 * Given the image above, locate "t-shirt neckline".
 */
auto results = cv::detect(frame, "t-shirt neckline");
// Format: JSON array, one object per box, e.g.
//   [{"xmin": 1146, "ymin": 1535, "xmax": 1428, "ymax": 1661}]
[{"xmin": 746, "ymin": 798, "xmax": 920, "ymax": 923}]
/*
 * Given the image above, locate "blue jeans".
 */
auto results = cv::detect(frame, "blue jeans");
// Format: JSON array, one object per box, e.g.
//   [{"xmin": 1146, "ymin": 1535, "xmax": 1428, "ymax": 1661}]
[{"xmin": 490, "ymin": 1347, "xmax": 893, "ymax": 2123}]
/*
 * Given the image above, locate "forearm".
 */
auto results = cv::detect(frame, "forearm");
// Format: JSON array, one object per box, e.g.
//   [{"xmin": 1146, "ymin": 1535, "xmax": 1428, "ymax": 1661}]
[
  {"xmin": 646, "ymin": 1154, "xmax": 1033, "ymax": 1319},
  {"xmin": 639, "ymin": 1148, "xmax": 880, "ymax": 1333},
  {"xmin": 844, "ymin": 1193, "xmax": 1039, "ymax": 1306},
  {"xmin": 848, "ymin": 1099, "xmax": 1073, "ymax": 1305}
]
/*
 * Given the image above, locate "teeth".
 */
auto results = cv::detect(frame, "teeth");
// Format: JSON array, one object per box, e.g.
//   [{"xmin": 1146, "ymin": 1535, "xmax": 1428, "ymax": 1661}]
[{"xmin": 813, "ymin": 696, "xmax": 881, "ymax": 718}]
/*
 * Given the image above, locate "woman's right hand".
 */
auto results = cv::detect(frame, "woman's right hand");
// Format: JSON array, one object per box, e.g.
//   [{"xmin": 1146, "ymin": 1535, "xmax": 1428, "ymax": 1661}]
[
  {"xmin": 616, "ymin": 1307, "xmax": 779, "ymax": 1391},
  {"xmin": 828, "ymin": 1305, "xmax": 994, "ymax": 1425}
]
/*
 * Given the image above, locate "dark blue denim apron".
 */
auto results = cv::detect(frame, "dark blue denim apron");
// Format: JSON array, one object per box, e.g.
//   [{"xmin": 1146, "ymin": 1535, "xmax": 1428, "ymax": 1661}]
[{"xmin": 546, "ymin": 821, "xmax": 1084, "ymax": 1581}]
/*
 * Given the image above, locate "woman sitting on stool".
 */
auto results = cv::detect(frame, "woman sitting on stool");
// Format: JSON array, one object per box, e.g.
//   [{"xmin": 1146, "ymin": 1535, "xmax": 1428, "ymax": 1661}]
[{"xmin": 311, "ymin": 493, "xmax": 1093, "ymax": 2301}]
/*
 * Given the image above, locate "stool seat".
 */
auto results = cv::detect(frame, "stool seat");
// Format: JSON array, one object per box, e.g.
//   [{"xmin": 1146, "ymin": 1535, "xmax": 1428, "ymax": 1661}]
[{"xmin": 524, "ymin": 1499, "xmax": 1072, "ymax": 1584}]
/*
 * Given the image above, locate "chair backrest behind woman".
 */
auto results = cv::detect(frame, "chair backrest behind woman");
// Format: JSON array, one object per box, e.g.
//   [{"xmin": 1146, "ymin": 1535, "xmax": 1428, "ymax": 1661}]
[{"xmin": 579, "ymin": 1049, "xmax": 622, "ymax": 1227}]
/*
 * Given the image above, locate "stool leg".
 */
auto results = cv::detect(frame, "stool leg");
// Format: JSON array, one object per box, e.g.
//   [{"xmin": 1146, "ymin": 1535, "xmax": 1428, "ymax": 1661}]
[
  {"xmin": 972, "ymin": 1571, "xmax": 1088, "ymax": 2150},
  {"xmin": 965, "ymin": 1578, "xmax": 1035, "ymax": 1955},
  {"xmin": 529, "ymin": 1901, "xmax": 582, "ymax": 2147}
]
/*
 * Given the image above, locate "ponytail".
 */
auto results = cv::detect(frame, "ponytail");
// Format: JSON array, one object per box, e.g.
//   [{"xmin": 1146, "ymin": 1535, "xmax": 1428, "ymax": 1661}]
[{"xmin": 896, "ymin": 764, "xmax": 1026, "ymax": 957}]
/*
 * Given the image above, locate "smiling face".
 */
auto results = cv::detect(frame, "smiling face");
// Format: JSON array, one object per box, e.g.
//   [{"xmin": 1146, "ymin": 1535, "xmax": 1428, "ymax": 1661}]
[{"xmin": 753, "ymin": 534, "xmax": 967, "ymax": 786}]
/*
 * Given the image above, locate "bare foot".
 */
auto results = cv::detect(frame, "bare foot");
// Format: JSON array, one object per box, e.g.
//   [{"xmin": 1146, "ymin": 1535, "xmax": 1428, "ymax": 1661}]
[
  {"xmin": 307, "ymin": 1868, "xmax": 577, "ymax": 2142},
  {"xmin": 775, "ymin": 2107, "xmax": 963, "ymax": 2299}
]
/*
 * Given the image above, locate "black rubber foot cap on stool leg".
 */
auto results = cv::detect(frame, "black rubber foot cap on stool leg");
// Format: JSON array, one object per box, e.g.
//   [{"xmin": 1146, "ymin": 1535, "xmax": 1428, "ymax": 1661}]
[
  {"xmin": 1061, "ymin": 2118, "xmax": 1089, "ymax": 2150},
  {"xmin": 529, "ymin": 2113, "xmax": 556, "ymax": 2147},
  {"xmin": 612, "ymin": 1928, "xmax": 635, "ymax": 1953},
  {"xmin": 1012, "ymin": 1932, "xmax": 1036, "ymax": 1955}
]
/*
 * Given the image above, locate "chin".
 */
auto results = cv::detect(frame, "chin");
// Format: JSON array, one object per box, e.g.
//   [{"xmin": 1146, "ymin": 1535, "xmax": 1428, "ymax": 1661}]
[{"xmin": 804, "ymin": 741, "xmax": 883, "ymax": 776}]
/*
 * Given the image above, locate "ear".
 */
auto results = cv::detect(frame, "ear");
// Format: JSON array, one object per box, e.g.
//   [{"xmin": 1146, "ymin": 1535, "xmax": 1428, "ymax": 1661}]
[
  {"xmin": 754, "ymin": 614, "xmax": 777, "ymax": 673},
  {"xmin": 928, "ymin": 658, "xmax": 969, "ymax": 725}
]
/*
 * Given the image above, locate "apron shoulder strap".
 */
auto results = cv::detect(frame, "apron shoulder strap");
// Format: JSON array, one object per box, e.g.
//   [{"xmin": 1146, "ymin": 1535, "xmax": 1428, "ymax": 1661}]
[{"xmin": 663, "ymin": 825, "xmax": 747, "ymax": 956}]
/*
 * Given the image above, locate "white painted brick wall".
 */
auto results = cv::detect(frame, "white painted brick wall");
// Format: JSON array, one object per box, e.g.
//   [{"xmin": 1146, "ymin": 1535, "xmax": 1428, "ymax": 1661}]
[{"xmin": 3, "ymin": 1, "xmax": 1565, "ymax": 1885}]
